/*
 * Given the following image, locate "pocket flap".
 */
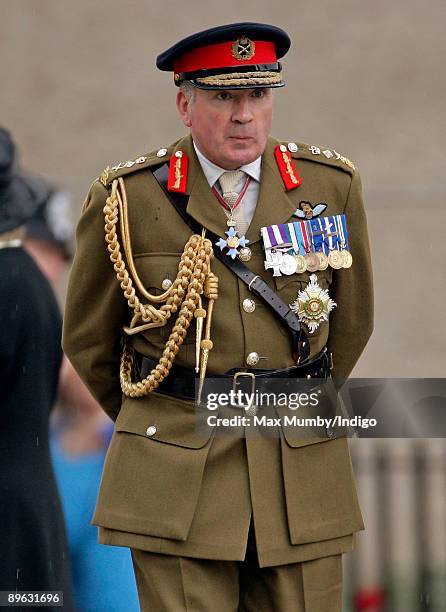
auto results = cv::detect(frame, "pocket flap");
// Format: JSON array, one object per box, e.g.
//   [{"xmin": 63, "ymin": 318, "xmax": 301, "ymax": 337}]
[
  {"xmin": 115, "ymin": 392, "xmax": 215, "ymax": 449},
  {"xmin": 275, "ymin": 377, "xmax": 348, "ymax": 448},
  {"xmin": 134, "ymin": 252, "xmax": 182, "ymax": 291}
]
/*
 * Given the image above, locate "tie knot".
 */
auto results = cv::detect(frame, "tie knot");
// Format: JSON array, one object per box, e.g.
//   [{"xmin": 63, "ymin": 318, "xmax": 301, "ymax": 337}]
[{"xmin": 218, "ymin": 170, "xmax": 245, "ymax": 204}]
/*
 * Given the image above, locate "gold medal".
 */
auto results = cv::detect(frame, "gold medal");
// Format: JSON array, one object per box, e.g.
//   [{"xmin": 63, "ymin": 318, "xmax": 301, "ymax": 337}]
[
  {"xmin": 305, "ymin": 253, "xmax": 319, "ymax": 272},
  {"xmin": 289, "ymin": 274, "xmax": 337, "ymax": 333},
  {"xmin": 340, "ymin": 250, "xmax": 353, "ymax": 268},
  {"xmin": 328, "ymin": 250, "xmax": 343, "ymax": 269},
  {"xmin": 295, "ymin": 254, "xmax": 307, "ymax": 273},
  {"xmin": 316, "ymin": 251, "xmax": 329, "ymax": 271}
]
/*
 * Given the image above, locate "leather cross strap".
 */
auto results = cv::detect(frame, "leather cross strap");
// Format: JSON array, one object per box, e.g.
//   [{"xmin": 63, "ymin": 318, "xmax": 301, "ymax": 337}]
[{"xmin": 152, "ymin": 163, "xmax": 310, "ymax": 363}]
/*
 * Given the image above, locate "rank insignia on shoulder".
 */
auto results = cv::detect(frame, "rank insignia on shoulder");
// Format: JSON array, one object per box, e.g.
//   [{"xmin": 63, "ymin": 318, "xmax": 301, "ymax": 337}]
[
  {"xmin": 294, "ymin": 200, "xmax": 327, "ymax": 220},
  {"xmin": 307, "ymin": 144, "xmax": 356, "ymax": 171},
  {"xmin": 274, "ymin": 144, "xmax": 302, "ymax": 190},
  {"xmin": 289, "ymin": 274, "xmax": 337, "ymax": 333},
  {"xmin": 168, "ymin": 149, "xmax": 189, "ymax": 193},
  {"xmin": 110, "ymin": 156, "xmax": 148, "ymax": 172}
]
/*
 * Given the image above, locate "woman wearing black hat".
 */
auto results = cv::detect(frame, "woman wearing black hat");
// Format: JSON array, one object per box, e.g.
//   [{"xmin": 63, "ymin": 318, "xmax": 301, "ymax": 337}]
[{"xmin": 0, "ymin": 128, "xmax": 73, "ymax": 610}]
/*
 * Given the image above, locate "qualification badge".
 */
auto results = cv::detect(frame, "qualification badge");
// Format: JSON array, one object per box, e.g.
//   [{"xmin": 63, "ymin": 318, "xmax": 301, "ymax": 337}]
[
  {"xmin": 215, "ymin": 227, "xmax": 250, "ymax": 260},
  {"xmin": 289, "ymin": 274, "xmax": 337, "ymax": 333},
  {"xmin": 294, "ymin": 201, "xmax": 327, "ymax": 220}
]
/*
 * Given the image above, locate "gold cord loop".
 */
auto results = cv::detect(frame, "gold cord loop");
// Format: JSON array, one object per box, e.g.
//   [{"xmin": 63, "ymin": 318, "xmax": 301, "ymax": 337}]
[{"xmin": 103, "ymin": 178, "xmax": 217, "ymax": 397}]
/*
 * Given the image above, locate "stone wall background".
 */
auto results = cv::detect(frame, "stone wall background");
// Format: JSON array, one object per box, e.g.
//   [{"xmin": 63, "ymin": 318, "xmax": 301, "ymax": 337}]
[{"xmin": 1, "ymin": 0, "xmax": 445, "ymax": 376}]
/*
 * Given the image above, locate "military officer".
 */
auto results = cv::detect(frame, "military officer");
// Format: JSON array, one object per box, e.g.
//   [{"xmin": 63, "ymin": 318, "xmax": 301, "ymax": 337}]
[{"xmin": 63, "ymin": 22, "xmax": 373, "ymax": 611}]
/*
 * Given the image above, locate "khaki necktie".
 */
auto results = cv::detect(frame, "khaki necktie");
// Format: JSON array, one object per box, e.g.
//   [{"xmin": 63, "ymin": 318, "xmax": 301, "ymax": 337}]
[{"xmin": 218, "ymin": 170, "xmax": 249, "ymax": 236}]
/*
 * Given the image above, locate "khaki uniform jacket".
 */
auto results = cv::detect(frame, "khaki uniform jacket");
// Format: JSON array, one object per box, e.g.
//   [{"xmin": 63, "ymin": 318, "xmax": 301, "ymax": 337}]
[{"xmin": 62, "ymin": 134, "xmax": 373, "ymax": 567}]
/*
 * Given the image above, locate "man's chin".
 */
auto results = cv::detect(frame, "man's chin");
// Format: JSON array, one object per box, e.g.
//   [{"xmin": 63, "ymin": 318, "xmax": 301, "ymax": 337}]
[{"xmin": 223, "ymin": 143, "xmax": 262, "ymax": 167}]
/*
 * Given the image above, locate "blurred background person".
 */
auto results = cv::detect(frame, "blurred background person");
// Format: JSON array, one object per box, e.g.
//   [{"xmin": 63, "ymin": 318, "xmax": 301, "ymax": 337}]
[
  {"xmin": 0, "ymin": 127, "xmax": 74, "ymax": 610},
  {"xmin": 23, "ymin": 182, "xmax": 139, "ymax": 611}
]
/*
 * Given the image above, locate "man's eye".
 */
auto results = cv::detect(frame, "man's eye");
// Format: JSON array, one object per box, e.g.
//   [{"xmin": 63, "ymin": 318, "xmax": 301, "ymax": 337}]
[
  {"xmin": 252, "ymin": 90, "xmax": 265, "ymax": 98},
  {"xmin": 216, "ymin": 92, "xmax": 232, "ymax": 101}
]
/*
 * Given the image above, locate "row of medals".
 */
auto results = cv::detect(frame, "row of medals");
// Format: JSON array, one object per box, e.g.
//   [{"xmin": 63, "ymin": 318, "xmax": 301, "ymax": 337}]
[{"xmin": 266, "ymin": 246, "xmax": 353, "ymax": 276}]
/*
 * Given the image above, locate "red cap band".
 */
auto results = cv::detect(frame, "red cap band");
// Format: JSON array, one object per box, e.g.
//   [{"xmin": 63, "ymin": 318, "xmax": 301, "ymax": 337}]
[{"xmin": 173, "ymin": 40, "xmax": 277, "ymax": 73}]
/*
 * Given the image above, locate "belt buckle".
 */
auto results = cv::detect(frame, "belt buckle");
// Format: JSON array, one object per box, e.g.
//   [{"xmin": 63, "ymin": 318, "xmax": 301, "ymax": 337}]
[{"xmin": 231, "ymin": 372, "xmax": 257, "ymax": 416}]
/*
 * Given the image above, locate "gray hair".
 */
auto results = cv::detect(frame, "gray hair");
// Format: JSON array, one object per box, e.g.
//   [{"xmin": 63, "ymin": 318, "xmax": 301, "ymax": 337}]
[{"xmin": 179, "ymin": 80, "xmax": 197, "ymax": 103}]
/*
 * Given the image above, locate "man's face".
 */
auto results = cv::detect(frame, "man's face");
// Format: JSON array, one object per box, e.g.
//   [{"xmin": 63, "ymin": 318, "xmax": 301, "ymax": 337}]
[{"xmin": 177, "ymin": 87, "xmax": 273, "ymax": 170}]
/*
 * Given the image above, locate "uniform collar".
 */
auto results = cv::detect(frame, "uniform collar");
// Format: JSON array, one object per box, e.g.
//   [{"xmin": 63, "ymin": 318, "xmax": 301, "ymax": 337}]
[
  {"xmin": 193, "ymin": 141, "xmax": 262, "ymax": 187},
  {"xmin": 172, "ymin": 134, "xmax": 296, "ymax": 245}
]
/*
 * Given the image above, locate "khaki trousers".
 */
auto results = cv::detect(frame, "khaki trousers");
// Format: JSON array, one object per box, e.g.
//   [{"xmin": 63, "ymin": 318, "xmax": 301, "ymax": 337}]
[{"xmin": 130, "ymin": 518, "xmax": 343, "ymax": 611}]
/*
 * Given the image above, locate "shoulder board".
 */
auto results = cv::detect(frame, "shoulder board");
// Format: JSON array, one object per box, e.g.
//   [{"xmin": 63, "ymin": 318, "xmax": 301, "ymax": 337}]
[
  {"xmin": 97, "ymin": 144, "xmax": 177, "ymax": 188},
  {"xmin": 281, "ymin": 141, "xmax": 356, "ymax": 175}
]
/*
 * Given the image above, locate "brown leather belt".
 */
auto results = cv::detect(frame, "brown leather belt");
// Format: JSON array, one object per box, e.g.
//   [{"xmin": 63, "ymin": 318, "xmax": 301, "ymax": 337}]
[{"xmin": 136, "ymin": 348, "xmax": 330, "ymax": 402}]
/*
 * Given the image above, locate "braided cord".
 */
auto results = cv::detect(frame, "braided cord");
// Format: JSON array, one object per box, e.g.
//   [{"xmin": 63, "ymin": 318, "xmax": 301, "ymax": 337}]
[
  {"xmin": 103, "ymin": 178, "xmax": 215, "ymax": 397},
  {"xmin": 195, "ymin": 71, "xmax": 282, "ymax": 87}
]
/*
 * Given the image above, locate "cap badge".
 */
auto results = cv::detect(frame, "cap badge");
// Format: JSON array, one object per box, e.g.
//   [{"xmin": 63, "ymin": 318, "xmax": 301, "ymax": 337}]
[{"xmin": 231, "ymin": 37, "xmax": 256, "ymax": 61}]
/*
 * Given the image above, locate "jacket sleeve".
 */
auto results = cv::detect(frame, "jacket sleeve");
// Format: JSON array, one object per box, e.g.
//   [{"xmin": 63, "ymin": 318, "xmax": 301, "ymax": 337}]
[
  {"xmin": 326, "ymin": 169, "xmax": 374, "ymax": 382},
  {"xmin": 62, "ymin": 180, "xmax": 128, "ymax": 422}
]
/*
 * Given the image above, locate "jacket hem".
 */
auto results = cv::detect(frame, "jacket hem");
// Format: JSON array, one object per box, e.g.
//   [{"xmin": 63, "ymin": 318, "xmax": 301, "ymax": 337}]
[{"xmin": 98, "ymin": 526, "xmax": 358, "ymax": 568}]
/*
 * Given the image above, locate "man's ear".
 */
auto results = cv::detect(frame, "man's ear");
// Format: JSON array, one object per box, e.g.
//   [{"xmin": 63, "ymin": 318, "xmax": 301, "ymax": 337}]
[{"xmin": 176, "ymin": 91, "xmax": 192, "ymax": 128}]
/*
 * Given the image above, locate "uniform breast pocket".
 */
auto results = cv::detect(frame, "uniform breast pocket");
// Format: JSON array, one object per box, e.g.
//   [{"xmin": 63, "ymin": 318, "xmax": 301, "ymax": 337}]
[
  {"xmin": 273, "ymin": 268, "xmax": 333, "ymax": 338},
  {"xmin": 132, "ymin": 252, "xmax": 196, "ymax": 346}
]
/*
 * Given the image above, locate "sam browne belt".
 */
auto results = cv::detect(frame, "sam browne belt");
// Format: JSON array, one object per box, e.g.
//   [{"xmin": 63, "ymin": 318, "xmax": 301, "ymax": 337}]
[{"xmin": 136, "ymin": 347, "xmax": 329, "ymax": 403}]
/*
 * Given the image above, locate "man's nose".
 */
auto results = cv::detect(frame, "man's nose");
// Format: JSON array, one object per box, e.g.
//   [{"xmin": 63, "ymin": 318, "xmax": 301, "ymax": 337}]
[{"xmin": 232, "ymin": 99, "xmax": 254, "ymax": 123}]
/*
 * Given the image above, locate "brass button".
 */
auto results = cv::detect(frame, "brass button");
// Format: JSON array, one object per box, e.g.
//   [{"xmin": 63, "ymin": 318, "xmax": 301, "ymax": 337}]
[
  {"xmin": 146, "ymin": 425, "xmax": 157, "ymax": 437},
  {"xmin": 161, "ymin": 278, "xmax": 172, "ymax": 290},
  {"xmin": 242, "ymin": 298, "xmax": 255, "ymax": 313},
  {"xmin": 246, "ymin": 352, "xmax": 259, "ymax": 366}
]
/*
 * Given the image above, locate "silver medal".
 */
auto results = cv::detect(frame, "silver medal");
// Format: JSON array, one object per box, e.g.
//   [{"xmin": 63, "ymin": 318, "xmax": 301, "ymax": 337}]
[
  {"xmin": 279, "ymin": 253, "xmax": 298, "ymax": 275},
  {"xmin": 264, "ymin": 250, "xmax": 284, "ymax": 277}
]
